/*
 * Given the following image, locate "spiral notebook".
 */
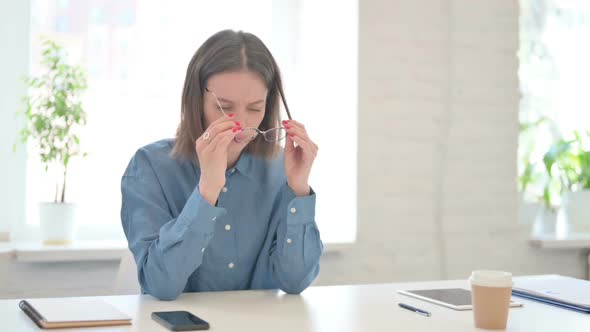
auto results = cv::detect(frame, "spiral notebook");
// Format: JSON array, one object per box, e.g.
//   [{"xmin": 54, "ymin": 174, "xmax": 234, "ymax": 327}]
[{"xmin": 19, "ymin": 298, "xmax": 132, "ymax": 329}]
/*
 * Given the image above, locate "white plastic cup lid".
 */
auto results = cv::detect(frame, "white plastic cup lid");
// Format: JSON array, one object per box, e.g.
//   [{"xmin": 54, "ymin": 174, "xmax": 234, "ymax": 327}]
[{"xmin": 469, "ymin": 270, "xmax": 513, "ymax": 287}]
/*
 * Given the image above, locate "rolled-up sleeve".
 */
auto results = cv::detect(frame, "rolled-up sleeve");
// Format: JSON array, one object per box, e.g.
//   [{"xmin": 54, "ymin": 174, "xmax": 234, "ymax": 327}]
[
  {"xmin": 121, "ymin": 149, "xmax": 225, "ymax": 300},
  {"xmin": 269, "ymin": 182, "xmax": 323, "ymax": 294}
]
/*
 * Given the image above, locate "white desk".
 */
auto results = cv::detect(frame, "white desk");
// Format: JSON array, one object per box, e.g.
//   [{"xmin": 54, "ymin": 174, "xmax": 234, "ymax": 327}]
[{"xmin": 1, "ymin": 277, "xmax": 588, "ymax": 332}]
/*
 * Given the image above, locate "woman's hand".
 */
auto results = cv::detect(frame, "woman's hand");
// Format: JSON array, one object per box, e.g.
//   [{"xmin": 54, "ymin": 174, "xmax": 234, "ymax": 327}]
[
  {"xmin": 196, "ymin": 115, "xmax": 241, "ymax": 205},
  {"xmin": 283, "ymin": 120, "xmax": 318, "ymax": 196}
]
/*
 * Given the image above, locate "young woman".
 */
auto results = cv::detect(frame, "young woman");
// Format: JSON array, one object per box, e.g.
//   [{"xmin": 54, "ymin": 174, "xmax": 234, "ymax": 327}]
[{"xmin": 121, "ymin": 30, "xmax": 323, "ymax": 300}]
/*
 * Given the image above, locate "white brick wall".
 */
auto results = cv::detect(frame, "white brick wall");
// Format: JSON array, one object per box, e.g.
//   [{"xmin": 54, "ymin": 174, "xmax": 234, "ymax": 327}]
[{"xmin": 315, "ymin": 0, "xmax": 586, "ymax": 285}]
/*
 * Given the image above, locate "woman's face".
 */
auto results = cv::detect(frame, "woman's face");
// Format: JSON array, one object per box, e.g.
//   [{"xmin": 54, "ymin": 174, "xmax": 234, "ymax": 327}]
[{"xmin": 203, "ymin": 70, "xmax": 267, "ymax": 154}]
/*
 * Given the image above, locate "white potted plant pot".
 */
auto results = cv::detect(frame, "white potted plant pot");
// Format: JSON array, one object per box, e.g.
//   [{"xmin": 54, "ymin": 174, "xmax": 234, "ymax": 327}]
[
  {"xmin": 561, "ymin": 190, "xmax": 590, "ymax": 233},
  {"xmin": 518, "ymin": 192, "xmax": 540, "ymax": 227},
  {"xmin": 39, "ymin": 202, "xmax": 77, "ymax": 245},
  {"xmin": 531, "ymin": 205, "xmax": 557, "ymax": 235}
]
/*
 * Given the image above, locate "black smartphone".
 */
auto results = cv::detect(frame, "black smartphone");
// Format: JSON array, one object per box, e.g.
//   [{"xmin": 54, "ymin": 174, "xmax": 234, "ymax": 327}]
[{"xmin": 151, "ymin": 311, "xmax": 210, "ymax": 331}]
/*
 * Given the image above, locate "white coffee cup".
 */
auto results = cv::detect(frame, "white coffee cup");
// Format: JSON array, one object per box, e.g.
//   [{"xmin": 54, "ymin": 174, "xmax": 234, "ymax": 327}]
[{"xmin": 469, "ymin": 270, "xmax": 513, "ymax": 330}]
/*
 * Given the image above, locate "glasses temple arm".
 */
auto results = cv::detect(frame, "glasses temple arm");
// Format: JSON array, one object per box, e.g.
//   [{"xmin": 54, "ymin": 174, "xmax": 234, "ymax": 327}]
[{"xmin": 205, "ymin": 88, "xmax": 227, "ymax": 116}]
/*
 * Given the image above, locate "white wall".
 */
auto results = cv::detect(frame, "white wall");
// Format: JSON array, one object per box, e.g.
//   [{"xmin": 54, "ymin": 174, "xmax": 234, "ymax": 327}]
[
  {"xmin": 315, "ymin": 0, "xmax": 586, "ymax": 285},
  {"xmin": 0, "ymin": 255, "xmax": 119, "ymax": 299},
  {"xmin": 0, "ymin": 0, "xmax": 29, "ymax": 239},
  {"xmin": 0, "ymin": 0, "xmax": 586, "ymax": 299}
]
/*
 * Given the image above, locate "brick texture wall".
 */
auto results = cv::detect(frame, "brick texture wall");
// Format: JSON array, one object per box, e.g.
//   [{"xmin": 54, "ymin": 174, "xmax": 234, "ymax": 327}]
[{"xmin": 315, "ymin": 0, "xmax": 585, "ymax": 285}]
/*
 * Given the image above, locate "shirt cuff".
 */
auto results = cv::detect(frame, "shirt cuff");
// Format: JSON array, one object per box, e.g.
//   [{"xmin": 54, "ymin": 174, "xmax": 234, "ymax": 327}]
[{"xmin": 284, "ymin": 184, "xmax": 316, "ymax": 225}]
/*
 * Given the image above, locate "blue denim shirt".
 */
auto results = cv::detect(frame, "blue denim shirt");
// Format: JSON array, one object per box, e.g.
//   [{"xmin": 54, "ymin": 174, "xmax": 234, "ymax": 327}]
[{"xmin": 121, "ymin": 139, "xmax": 323, "ymax": 300}]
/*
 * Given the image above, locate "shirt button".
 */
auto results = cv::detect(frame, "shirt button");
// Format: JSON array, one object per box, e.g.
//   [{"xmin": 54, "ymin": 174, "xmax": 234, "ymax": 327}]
[
  {"xmin": 228, "ymin": 262, "xmax": 235, "ymax": 269},
  {"xmin": 222, "ymin": 187, "xmax": 228, "ymax": 193},
  {"xmin": 201, "ymin": 248, "xmax": 205, "ymax": 253},
  {"xmin": 290, "ymin": 207, "xmax": 297, "ymax": 214},
  {"xmin": 212, "ymin": 217, "xmax": 216, "ymax": 221},
  {"xmin": 225, "ymin": 224, "xmax": 231, "ymax": 231},
  {"xmin": 286, "ymin": 238, "xmax": 292, "ymax": 244},
  {"xmin": 230, "ymin": 169, "xmax": 236, "ymax": 174}
]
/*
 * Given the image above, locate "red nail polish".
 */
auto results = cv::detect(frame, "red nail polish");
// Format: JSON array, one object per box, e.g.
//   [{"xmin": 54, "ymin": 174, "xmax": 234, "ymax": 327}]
[
  {"xmin": 233, "ymin": 128, "xmax": 239, "ymax": 133},
  {"xmin": 282, "ymin": 120, "xmax": 289, "ymax": 125},
  {"xmin": 234, "ymin": 121, "xmax": 240, "ymax": 126},
  {"xmin": 289, "ymin": 133, "xmax": 295, "ymax": 137},
  {"xmin": 228, "ymin": 113, "xmax": 235, "ymax": 118},
  {"xmin": 285, "ymin": 125, "xmax": 291, "ymax": 129}
]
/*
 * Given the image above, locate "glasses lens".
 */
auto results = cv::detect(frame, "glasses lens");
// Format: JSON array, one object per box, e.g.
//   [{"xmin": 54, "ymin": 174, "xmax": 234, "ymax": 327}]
[
  {"xmin": 263, "ymin": 128, "xmax": 287, "ymax": 142},
  {"xmin": 235, "ymin": 128, "xmax": 259, "ymax": 143}
]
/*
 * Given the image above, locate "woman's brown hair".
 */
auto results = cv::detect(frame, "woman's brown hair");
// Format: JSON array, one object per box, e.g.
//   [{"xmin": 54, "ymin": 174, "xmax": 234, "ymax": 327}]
[{"xmin": 172, "ymin": 30, "xmax": 292, "ymax": 161}]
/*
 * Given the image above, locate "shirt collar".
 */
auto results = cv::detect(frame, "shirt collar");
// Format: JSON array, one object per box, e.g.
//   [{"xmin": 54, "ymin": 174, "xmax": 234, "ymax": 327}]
[{"xmin": 191, "ymin": 151, "xmax": 258, "ymax": 183}]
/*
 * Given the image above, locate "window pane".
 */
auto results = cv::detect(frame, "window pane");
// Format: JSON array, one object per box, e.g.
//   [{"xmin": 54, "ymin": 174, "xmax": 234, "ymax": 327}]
[
  {"xmin": 26, "ymin": 0, "xmax": 357, "ymax": 243},
  {"xmin": 519, "ymin": 0, "xmax": 590, "ymax": 202}
]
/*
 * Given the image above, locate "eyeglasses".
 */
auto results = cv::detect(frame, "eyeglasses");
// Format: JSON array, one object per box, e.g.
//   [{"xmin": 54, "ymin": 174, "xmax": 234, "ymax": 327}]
[{"xmin": 206, "ymin": 88, "xmax": 290, "ymax": 143}]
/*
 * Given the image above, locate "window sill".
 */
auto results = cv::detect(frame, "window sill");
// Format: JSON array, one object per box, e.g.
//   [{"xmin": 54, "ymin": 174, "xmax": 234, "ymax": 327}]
[
  {"xmin": 529, "ymin": 233, "xmax": 590, "ymax": 249},
  {"xmin": 0, "ymin": 240, "xmax": 352, "ymax": 263},
  {"xmin": 323, "ymin": 243, "xmax": 354, "ymax": 254},
  {"xmin": 0, "ymin": 240, "xmax": 127, "ymax": 262}
]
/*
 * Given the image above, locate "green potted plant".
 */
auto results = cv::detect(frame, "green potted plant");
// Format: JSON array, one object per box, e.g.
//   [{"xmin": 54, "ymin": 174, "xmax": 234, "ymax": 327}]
[
  {"xmin": 518, "ymin": 117, "xmax": 549, "ymax": 198},
  {"xmin": 518, "ymin": 116, "xmax": 558, "ymax": 233},
  {"xmin": 542, "ymin": 130, "xmax": 590, "ymax": 232},
  {"xmin": 15, "ymin": 39, "xmax": 88, "ymax": 244}
]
